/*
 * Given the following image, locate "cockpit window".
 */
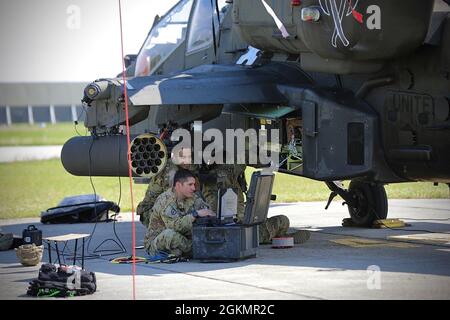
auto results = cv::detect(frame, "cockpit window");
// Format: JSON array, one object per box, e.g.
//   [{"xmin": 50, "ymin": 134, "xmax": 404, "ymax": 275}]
[
  {"xmin": 135, "ymin": 0, "xmax": 194, "ymax": 77},
  {"xmin": 186, "ymin": 0, "xmax": 228, "ymax": 55}
]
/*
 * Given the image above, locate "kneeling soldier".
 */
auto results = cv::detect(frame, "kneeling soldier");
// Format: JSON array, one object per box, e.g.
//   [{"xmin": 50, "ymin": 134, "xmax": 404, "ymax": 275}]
[{"xmin": 144, "ymin": 169, "xmax": 215, "ymax": 258}]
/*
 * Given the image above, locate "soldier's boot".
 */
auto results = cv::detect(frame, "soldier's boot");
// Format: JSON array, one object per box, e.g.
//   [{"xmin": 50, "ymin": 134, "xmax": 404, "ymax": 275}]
[
  {"xmin": 171, "ymin": 248, "xmax": 183, "ymax": 257},
  {"xmin": 181, "ymin": 250, "xmax": 193, "ymax": 259},
  {"xmin": 169, "ymin": 248, "xmax": 193, "ymax": 260},
  {"xmin": 287, "ymin": 230, "xmax": 311, "ymax": 244}
]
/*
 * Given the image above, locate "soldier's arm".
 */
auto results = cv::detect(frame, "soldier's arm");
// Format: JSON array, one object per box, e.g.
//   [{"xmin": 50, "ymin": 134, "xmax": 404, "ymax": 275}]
[
  {"xmin": 136, "ymin": 177, "xmax": 166, "ymax": 215},
  {"xmin": 160, "ymin": 205, "xmax": 195, "ymax": 235},
  {"xmin": 193, "ymin": 194, "xmax": 216, "ymax": 218},
  {"xmin": 193, "ymin": 193, "xmax": 211, "ymax": 211}
]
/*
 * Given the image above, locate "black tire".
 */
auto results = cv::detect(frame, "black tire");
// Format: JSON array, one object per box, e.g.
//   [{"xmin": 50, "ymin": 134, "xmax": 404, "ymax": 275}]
[{"xmin": 347, "ymin": 181, "xmax": 388, "ymax": 227}]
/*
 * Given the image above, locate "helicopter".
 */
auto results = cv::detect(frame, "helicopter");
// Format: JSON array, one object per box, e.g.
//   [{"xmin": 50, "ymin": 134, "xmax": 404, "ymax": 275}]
[{"xmin": 62, "ymin": 0, "xmax": 450, "ymax": 227}]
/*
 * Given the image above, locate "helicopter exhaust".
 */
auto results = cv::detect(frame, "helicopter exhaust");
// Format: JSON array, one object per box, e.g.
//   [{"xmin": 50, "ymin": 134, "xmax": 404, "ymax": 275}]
[{"xmin": 61, "ymin": 134, "xmax": 168, "ymax": 178}]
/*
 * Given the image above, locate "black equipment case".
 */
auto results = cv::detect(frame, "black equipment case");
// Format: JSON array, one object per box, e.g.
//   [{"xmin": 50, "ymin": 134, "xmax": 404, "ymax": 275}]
[
  {"xmin": 192, "ymin": 171, "xmax": 274, "ymax": 262},
  {"xmin": 22, "ymin": 225, "xmax": 42, "ymax": 246},
  {"xmin": 192, "ymin": 224, "xmax": 258, "ymax": 262}
]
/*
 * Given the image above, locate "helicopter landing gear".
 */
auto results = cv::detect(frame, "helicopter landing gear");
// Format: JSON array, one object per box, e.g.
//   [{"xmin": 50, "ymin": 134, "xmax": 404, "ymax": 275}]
[
  {"xmin": 324, "ymin": 180, "xmax": 388, "ymax": 227},
  {"xmin": 347, "ymin": 181, "xmax": 388, "ymax": 227}
]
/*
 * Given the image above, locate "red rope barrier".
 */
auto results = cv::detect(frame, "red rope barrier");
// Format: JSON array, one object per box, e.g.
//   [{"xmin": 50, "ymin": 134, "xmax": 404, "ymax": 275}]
[{"xmin": 118, "ymin": 0, "xmax": 137, "ymax": 300}]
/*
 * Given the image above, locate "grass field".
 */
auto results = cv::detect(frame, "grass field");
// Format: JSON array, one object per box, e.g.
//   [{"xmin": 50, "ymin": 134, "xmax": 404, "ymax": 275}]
[
  {"xmin": 0, "ymin": 159, "xmax": 447, "ymax": 219},
  {"xmin": 0, "ymin": 123, "xmax": 83, "ymax": 146}
]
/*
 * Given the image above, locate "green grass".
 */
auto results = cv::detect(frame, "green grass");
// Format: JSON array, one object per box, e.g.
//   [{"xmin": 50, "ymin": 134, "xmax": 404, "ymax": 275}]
[
  {"xmin": 0, "ymin": 159, "xmax": 147, "ymax": 220},
  {"xmin": 246, "ymin": 169, "xmax": 448, "ymax": 203},
  {"xmin": 0, "ymin": 159, "xmax": 447, "ymax": 219},
  {"xmin": 0, "ymin": 123, "xmax": 84, "ymax": 146}
]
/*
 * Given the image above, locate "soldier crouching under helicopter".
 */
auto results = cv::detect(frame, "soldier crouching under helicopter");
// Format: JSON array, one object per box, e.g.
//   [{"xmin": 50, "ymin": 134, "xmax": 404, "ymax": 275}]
[
  {"xmin": 144, "ymin": 169, "xmax": 215, "ymax": 257},
  {"xmin": 199, "ymin": 162, "xmax": 310, "ymax": 245},
  {"xmin": 136, "ymin": 159, "xmax": 197, "ymax": 228},
  {"xmin": 139, "ymin": 149, "xmax": 309, "ymax": 257},
  {"xmin": 136, "ymin": 140, "xmax": 201, "ymax": 227}
]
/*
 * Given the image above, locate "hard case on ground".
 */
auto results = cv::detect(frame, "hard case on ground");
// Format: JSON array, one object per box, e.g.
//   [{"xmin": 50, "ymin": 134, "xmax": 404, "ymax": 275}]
[{"xmin": 192, "ymin": 225, "xmax": 258, "ymax": 262}]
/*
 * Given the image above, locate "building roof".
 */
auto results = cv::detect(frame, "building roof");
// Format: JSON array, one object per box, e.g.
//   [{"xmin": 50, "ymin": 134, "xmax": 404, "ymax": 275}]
[{"xmin": 0, "ymin": 82, "xmax": 88, "ymax": 106}]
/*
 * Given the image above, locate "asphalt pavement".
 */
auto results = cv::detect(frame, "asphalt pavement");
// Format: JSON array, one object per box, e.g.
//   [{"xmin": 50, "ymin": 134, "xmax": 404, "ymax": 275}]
[{"xmin": 1, "ymin": 199, "xmax": 449, "ymax": 300}]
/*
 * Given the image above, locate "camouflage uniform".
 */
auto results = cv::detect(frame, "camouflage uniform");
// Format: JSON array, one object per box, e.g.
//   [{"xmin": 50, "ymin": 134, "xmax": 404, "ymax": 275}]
[
  {"xmin": 136, "ymin": 162, "xmax": 176, "ymax": 228},
  {"xmin": 258, "ymin": 215, "xmax": 290, "ymax": 244},
  {"xmin": 139, "ymin": 162, "xmax": 291, "ymax": 245},
  {"xmin": 144, "ymin": 189, "xmax": 210, "ymax": 256},
  {"xmin": 201, "ymin": 164, "xmax": 290, "ymax": 244},
  {"xmin": 137, "ymin": 162, "xmax": 200, "ymax": 228},
  {"xmin": 201, "ymin": 164, "xmax": 246, "ymax": 216}
]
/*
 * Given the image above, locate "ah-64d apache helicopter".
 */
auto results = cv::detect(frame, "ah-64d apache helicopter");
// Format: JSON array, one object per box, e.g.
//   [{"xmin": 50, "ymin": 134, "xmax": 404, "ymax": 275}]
[{"xmin": 62, "ymin": 0, "xmax": 450, "ymax": 227}]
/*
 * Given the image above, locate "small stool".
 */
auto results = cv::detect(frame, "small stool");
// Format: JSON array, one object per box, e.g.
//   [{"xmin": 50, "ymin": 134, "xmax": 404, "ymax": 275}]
[{"xmin": 44, "ymin": 233, "xmax": 90, "ymax": 269}]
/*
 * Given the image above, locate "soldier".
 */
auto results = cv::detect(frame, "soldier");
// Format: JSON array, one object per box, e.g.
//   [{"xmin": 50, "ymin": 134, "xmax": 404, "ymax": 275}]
[
  {"xmin": 201, "ymin": 163, "xmax": 309, "ymax": 245},
  {"xmin": 144, "ymin": 169, "xmax": 215, "ymax": 257},
  {"xmin": 200, "ymin": 163, "xmax": 247, "ymax": 215},
  {"xmin": 139, "ymin": 147, "xmax": 309, "ymax": 245},
  {"xmin": 137, "ymin": 146, "xmax": 199, "ymax": 228},
  {"xmin": 258, "ymin": 215, "xmax": 310, "ymax": 245},
  {"xmin": 136, "ymin": 161, "xmax": 178, "ymax": 228}
]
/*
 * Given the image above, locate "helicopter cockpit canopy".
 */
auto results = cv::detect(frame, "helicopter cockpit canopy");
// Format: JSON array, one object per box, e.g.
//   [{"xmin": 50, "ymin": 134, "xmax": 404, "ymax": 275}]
[
  {"xmin": 135, "ymin": 0, "xmax": 228, "ymax": 77},
  {"xmin": 135, "ymin": 0, "xmax": 193, "ymax": 77}
]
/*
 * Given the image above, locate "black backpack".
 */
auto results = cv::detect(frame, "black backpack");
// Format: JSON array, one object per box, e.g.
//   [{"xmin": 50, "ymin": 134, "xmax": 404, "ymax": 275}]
[
  {"xmin": 27, "ymin": 264, "xmax": 97, "ymax": 297},
  {"xmin": 40, "ymin": 195, "xmax": 120, "ymax": 224}
]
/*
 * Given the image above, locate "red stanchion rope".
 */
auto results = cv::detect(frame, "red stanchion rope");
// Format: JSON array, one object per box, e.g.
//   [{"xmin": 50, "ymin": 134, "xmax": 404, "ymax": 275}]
[{"xmin": 118, "ymin": 0, "xmax": 137, "ymax": 300}]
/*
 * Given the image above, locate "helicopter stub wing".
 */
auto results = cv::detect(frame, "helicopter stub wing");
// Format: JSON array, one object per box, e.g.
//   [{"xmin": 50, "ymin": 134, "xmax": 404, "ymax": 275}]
[{"xmin": 127, "ymin": 63, "xmax": 312, "ymax": 106}]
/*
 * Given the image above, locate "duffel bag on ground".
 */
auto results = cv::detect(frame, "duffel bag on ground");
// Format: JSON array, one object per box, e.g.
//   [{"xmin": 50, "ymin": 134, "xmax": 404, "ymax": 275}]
[{"xmin": 27, "ymin": 263, "xmax": 96, "ymax": 297}]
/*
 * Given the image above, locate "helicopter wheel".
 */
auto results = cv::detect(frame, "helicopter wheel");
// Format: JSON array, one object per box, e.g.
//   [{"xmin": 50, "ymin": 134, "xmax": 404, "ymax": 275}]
[{"xmin": 347, "ymin": 180, "xmax": 388, "ymax": 227}]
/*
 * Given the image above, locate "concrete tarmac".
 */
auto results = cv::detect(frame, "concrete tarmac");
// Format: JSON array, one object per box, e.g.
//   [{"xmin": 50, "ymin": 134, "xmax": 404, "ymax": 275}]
[
  {"xmin": 0, "ymin": 146, "xmax": 62, "ymax": 163},
  {"xmin": 0, "ymin": 199, "xmax": 449, "ymax": 300}
]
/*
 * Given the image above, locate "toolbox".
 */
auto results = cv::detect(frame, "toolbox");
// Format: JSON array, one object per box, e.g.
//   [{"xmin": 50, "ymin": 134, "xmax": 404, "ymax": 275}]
[{"xmin": 192, "ymin": 224, "xmax": 258, "ymax": 262}]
